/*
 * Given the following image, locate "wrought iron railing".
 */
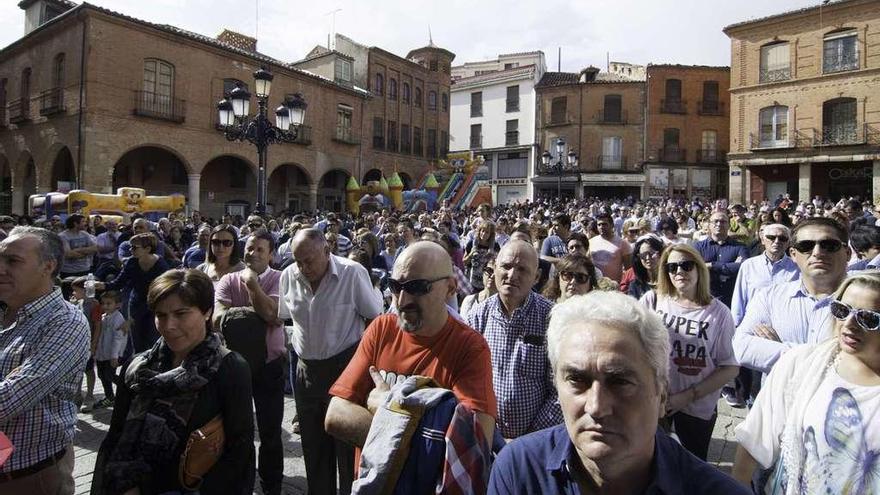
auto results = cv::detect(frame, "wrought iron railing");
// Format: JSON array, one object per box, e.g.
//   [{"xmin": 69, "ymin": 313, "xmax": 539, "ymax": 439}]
[
  {"xmin": 823, "ymin": 55, "xmax": 859, "ymax": 74},
  {"xmin": 698, "ymin": 100, "xmax": 724, "ymax": 116},
  {"xmin": 334, "ymin": 126, "xmax": 359, "ymax": 144},
  {"xmin": 658, "ymin": 147, "xmax": 686, "ymax": 162},
  {"xmin": 8, "ymin": 98, "xmax": 29, "ymax": 124},
  {"xmin": 595, "ymin": 109, "xmax": 627, "ymax": 124},
  {"xmin": 292, "ymin": 124, "xmax": 311, "ymax": 145},
  {"xmin": 133, "ymin": 90, "xmax": 185, "ymax": 123},
  {"xmin": 39, "ymin": 87, "xmax": 64, "ymax": 116},
  {"xmin": 660, "ymin": 98, "xmax": 687, "ymax": 114},
  {"xmin": 697, "ymin": 149, "xmax": 726, "ymax": 163},
  {"xmin": 759, "ymin": 66, "xmax": 791, "ymax": 83},
  {"xmin": 597, "ymin": 155, "xmax": 626, "ymax": 170}
]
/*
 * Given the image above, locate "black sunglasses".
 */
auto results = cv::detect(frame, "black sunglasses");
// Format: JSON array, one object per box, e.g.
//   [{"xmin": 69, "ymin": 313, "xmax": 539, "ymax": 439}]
[
  {"xmin": 665, "ymin": 260, "xmax": 697, "ymax": 273},
  {"xmin": 387, "ymin": 276, "xmax": 448, "ymax": 296},
  {"xmin": 830, "ymin": 300, "xmax": 880, "ymax": 331},
  {"xmin": 560, "ymin": 271, "xmax": 591, "ymax": 284},
  {"xmin": 792, "ymin": 239, "xmax": 843, "ymax": 254},
  {"xmin": 765, "ymin": 234, "xmax": 789, "ymax": 243},
  {"xmin": 211, "ymin": 238, "xmax": 235, "ymax": 247}
]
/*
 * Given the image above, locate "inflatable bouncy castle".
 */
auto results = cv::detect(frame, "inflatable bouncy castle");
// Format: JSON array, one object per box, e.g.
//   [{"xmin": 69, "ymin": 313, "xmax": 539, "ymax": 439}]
[{"xmin": 29, "ymin": 187, "xmax": 186, "ymax": 222}]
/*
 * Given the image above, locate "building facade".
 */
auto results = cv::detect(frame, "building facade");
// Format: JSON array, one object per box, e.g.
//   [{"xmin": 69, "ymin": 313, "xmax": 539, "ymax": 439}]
[
  {"xmin": 643, "ymin": 64, "xmax": 731, "ymax": 200},
  {"xmin": 534, "ymin": 68, "xmax": 646, "ymax": 199},
  {"xmin": 450, "ymin": 52, "xmax": 545, "ymax": 203},
  {"xmin": 725, "ymin": 0, "xmax": 880, "ymax": 204},
  {"xmin": 451, "ymin": 51, "xmax": 545, "ymax": 81}
]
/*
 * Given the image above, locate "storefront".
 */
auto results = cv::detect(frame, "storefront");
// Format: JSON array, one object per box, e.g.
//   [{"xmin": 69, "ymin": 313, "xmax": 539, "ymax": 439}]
[
  {"xmin": 581, "ymin": 173, "xmax": 645, "ymax": 200},
  {"xmin": 647, "ymin": 166, "xmax": 726, "ymax": 200},
  {"xmin": 490, "ymin": 178, "xmax": 528, "ymax": 204}
]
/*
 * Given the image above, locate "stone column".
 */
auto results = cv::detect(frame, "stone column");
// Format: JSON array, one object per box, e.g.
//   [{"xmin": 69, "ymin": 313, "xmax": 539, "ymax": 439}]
[
  {"xmin": 187, "ymin": 173, "xmax": 201, "ymax": 213},
  {"xmin": 873, "ymin": 160, "xmax": 880, "ymax": 202},
  {"xmin": 798, "ymin": 163, "xmax": 811, "ymax": 202},
  {"xmin": 728, "ymin": 164, "xmax": 744, "ymax": 204},
  {"xmin": 309, "ymin": 183, "xmax": 318, "ymax": 212},
  {"xmin": 11, "ymin": 187, "xmax": 24, "ymax": 216}
]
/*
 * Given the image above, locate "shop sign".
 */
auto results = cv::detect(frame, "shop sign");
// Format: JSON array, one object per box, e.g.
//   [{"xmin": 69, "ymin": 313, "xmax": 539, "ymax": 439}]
[
  {"xmin": 489, "ymin": 178, "xmax": 527, "ymax": 186},
  {"xmin": 828, "ymin": 167, "xmax": 872, "ymax": 181}
]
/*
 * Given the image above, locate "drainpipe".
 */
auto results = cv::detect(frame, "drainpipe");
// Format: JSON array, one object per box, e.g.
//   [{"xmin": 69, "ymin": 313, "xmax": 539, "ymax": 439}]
[{"xmin": 76, "ymin": 11, "xmax": 87, "ymax": 189}]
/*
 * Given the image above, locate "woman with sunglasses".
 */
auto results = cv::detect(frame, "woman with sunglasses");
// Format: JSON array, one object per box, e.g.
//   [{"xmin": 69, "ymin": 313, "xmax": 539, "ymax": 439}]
[
  {"xmin": 640, "ymin": 244, "xmax": 739, "ymax": 461},
  {"xmin": 464, "ymin": 220, "xmax": 499, "ymax": 293},
  {"xmin": 733, "ymin": 271, "xmax": 880, "ymax": 494},
  {"xmin": 460, "ymin": 253, "xmax": 497, "ymax": 317},
  {"xmin": 196, "ymin": 224, "xmax": 244, "ymax": 285},
  {"xmin": 619, "ymin": 234, "xmax": 665, "ymax": 299},
  {"xmin": 541, "ymin": 254, "xmax": 599, "ymax": 303}
]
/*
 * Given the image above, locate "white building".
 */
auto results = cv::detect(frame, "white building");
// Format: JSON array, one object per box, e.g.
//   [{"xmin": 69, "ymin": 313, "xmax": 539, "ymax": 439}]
[{"xmin": 450, "ymin": 52, "xmax": 546, "ymax": 203}]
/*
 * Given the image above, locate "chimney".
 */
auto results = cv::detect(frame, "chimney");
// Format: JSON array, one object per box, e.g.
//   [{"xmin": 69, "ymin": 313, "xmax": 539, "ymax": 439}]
[
  {"xmin": 217, "ymin": 29, "xmax": 258, "ymax": 53},
  {"xmin": 579, "ymin": 66, "xmax": 600, "ymax": 83}
]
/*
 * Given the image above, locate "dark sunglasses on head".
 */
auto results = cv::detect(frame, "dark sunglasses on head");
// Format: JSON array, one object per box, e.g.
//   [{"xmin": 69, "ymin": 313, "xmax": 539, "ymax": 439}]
[
  {"xmin": 387, "ymin": 276, "xmax": 448, "ymax": 296},
  {"xmin": 792, "ymin": 239, "xmax": 843, "ymax": 254},
  {"xmin": 665, "ymin": 260, "xmax": 697, "ymax": 273},
  {"xmin": 211, "ymin": 239, "xmax": 235, "ymax": 247},
  {"xmin": 560, "ymin": 271, "xmax": 591, "ymax": 284},
  {"xmin": 765, "ymin": 234, "xmax": 789, "ymax": 243},
  {"xmin": 830, "ymin": 300, "xmax": 880, "ymax": 331}
]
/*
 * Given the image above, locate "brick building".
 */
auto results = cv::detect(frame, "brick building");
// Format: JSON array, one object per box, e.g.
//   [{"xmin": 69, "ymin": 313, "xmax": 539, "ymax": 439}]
[
  {"xmin": 644, "ymin": 64, "xmax": 731, "ymax": 200},
  {"xmin": 0, "ymin": 1, "xmax": 451, "ymax": 218},
  {"xmin": 724, "ymin": 0, "xmax": 880, "ymax": 204},
  {"xmin": 534, "ymin": 67, "xmax": 646, "ymax": 199}
]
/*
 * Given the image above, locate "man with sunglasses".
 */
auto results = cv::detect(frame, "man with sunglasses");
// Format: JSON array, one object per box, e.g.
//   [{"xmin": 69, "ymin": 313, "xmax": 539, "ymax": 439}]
[{"xmin": 734, "ymin": 217, "xmax": 850, "ymax": 377}]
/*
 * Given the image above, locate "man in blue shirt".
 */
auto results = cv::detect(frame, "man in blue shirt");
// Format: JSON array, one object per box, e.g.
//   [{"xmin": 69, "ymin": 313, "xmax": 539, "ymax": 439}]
[
  {"xmin": 488, "ymin": 292, "xmax": 747, "ymax": 495},
  {"xmin": 540, "ymin": 213, "xmax": 571, "ymax": 264},
  {"xmin": 693, "ymin": 211, "xmax": 749, "ymax": 308},
  {"xmin": 182, "ymin": 225, "xmax": 211, "ymax": 269}
]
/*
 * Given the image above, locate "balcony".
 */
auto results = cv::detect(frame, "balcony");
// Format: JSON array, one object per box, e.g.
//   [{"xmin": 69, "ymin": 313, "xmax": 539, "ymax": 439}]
[
  {"xmin": 333, "ymin": 126, "xmax": 359, "ymax": 145},
  {"xmin": 505, "ymin": 130, "xmax": 519, "ymax": 146},
  {"xmin": 658, "ymin": 147, "xmax": 686, "ymax": 162},
  {"xmin": 292, "ymin": 124, "xmax": 311, "ymax": 145},
  {"xmin": 39, "ymin": 88, "xmax": 64, "ymax": 116},
  {"xmin": 8, "ymin": 98, "xmax": 30, "ymax": 124},
  {"xmin": 660, "ymin": 98, "xmax": 687, "ymax": 114},
  {"xmin": 470, "ymin": 135, "xmax": 482, "ymax": 149},
  {"xmin": 506, "ymin": 99, "xmax": 520, "ymax": 112},
  {"xmin": 816, "ymin": 124, "xmax": 880, "ymax": 147},
  {"xmin": 697, "ymin": 149, "xmax": 726, "ymax": 164},
  {"xmin": 595, "ymin": 109, "xmax": 628, "ymax": 124},
  {"xmin": 596, "ymin": 155, "xmax": 626, "ymax": 170},
  {"xmin": 749, "ymin": 131, "xmax": 800, "ymax": 150},
  {"xmin": 824, "ymin": 55, "xmax": 859, "ymax": 75},
  {"xmin": 133, "ymin": 90, "xmax": 186, "ymax": 123},
  {"xmin": 759, "ymin": 65, "xmax": 791, "ymax": 83},
  {"xmin": 697, "ymin": 100, "xmax": 724, "ymax": 116}
]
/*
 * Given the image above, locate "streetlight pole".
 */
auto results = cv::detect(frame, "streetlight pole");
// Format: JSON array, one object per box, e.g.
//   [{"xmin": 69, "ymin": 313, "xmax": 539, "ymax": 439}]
[
  {"xmin": 217, "ymin": 67, "xmax": 307, "ymax": 216},
  {"xmin": 541, "ymin": 137, "xmax": 579, "ymax": 201}
]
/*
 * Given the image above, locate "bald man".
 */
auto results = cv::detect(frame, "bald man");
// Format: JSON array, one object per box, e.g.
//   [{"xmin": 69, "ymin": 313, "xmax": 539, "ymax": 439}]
[
  {"xmin": 326, "ymin": 241, "xmax": 497, "ymax": 450},
  {"xmin": 467, "ymin": 240, "xmax": 563, "ymax": 440},
  {"xmin": 278, "ymin": 228, "xmax": 383, "ymax": 495}
]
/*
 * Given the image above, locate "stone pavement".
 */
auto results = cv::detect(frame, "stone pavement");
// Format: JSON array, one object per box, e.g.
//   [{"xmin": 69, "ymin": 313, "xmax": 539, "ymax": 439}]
[{"xmin": 72, "ymin": 381, "xmax": 747, "ymax": 494}]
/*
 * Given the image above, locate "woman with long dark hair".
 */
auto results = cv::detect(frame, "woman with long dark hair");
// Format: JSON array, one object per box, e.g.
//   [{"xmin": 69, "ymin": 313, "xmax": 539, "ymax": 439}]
[
  {"xmin": 541, "ymin": 254, "xmax": 599, "ymax": 303},
  {"xmin": 619, "ymin": 234, "xmax": 664, "ymax": 299},
  {"xmin": 196, "ymin": 224, "xmax": 244, "ymax": 285}
]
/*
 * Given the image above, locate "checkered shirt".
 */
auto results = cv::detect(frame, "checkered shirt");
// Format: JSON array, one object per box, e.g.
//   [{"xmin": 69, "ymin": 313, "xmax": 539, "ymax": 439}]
[
  {"xmin": 466, "ymin": 292, "xmax": 562, "ymax": 438},
  {"xmin": 0, "ymin": 288, "xmax": 90, "ymax": 471}
]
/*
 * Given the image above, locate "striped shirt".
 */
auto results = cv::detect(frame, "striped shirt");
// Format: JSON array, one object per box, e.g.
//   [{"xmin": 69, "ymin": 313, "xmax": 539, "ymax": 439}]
[{"xmin": 0, "ymin": 288, "xmax": 90, "ymax": 471}]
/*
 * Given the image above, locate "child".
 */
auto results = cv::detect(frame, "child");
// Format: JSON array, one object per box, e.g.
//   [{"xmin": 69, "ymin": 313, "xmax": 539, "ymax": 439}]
[
  {"xmin": 70, "ymin": 277, "xmax": 102, "ymax": 412},
  {"xmin": 93, "ymin": 290, "xmax": 128, "ymax": 409}
]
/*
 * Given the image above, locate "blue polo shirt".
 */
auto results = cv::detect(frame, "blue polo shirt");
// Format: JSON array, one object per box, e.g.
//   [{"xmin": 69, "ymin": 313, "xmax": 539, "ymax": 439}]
[{"xmin": 488, "ymin": 424, "xmax": 748, "ymax": 494}]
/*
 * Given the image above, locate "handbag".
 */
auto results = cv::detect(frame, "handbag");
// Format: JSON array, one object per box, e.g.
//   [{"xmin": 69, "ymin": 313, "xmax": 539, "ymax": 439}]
[{"xmin": 178, "ymin": 414, "xmax": 225, "ymax": 490}]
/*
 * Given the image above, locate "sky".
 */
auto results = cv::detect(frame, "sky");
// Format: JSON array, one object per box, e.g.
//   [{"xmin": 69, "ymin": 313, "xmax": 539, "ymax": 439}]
[{"xmin": 0, "ymin": 0, "xmax": 821, "ymax": 71}]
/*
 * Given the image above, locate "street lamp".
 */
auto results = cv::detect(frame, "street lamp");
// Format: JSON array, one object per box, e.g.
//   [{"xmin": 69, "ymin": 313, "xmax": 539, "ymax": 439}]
[
  {"xmin": 217, "ymin": 67, "xmax": 307, "ymax": 215},
  {"xmin": 540, "ymin": 137, "xmax": 579, "ymax": 199}
]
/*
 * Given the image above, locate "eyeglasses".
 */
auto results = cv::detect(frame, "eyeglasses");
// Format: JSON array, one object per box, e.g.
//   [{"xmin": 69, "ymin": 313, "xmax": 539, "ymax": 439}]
[
  {"xmin": 765, "ymin": 234, "xmax": 789, "ymax": 243},
  {"xmin": 791, "ymin": 239, "xmax": 843, "ymax": 254},
  {"xmin": 387, "ymin": 276, "xmax": 449, "ymax": 296},
  {"xmin": 483, "ymin": 266, "xmax": 494, "ymax": 277},
  {"xmin": 638, "ymin": 251, "xmax": 659, "ymax": 260},
  {"xmin": 560, "ymin": 271, "xmax": 591, "ymax": 284},
  {"xmin": 830, "ymin": 300, "xmax": 880, "ymax": 331},
  {"xmin": 665, "ymin": 260, "xmax": 697, "ymax": 273},
  {"xmin": 211, "ymin": 239, "xmax": 235, "ymax": 248}
]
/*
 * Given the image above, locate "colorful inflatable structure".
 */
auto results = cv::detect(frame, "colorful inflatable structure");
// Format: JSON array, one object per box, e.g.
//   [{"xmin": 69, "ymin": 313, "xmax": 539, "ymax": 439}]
[{"xmin": 29, "ymin": 187, "xmax": 186, "ymax": 222}]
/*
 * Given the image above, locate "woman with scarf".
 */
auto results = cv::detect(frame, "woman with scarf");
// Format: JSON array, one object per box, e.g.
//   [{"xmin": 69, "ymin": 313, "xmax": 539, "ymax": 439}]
[{"xmin": 92, "ymin": 269, "xmax": 255, "ymax": 495}]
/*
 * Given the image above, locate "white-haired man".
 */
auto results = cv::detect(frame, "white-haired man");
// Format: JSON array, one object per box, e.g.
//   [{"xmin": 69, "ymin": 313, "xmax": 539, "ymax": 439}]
[{"xmin": 488, "ymin": 292, "xmax": 747, "ymax": 494}]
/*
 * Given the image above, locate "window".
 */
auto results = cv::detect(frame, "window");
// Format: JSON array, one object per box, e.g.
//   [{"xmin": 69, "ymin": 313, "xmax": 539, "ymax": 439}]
[
  {"xmin": 222, "ymin": 78, "xmax": 247, "ymax": 97},
  {"xmin": 759, "ymin": 105, "xmax": 789, "ymax": 148},
  {"xmin": 401, "ymin": 124, "xmax": 411, "ymax": 153},
  {"xmin": 374, "ymin": 73, "xmax": 384, "ymax": 96},
  {"xmin": 665, "ymin": 79, "xmax": 682, "ymax": 100},
  {"xmin": 414, "ymin": 87, "xmax": 422, "ymax": 107},
  {"xmin": 389, "ymin": 78, "xmax": 397, "ymax": 100},
  {"xmin": 413, "ymin": 126, "xmax": 422, "ymax": 156},
  {"xmin": 441, "ymin": 92, "xmax": 448, "ymax": 112},
  {"xmin": 760, "ymin": 42, "xmax": 791, "ymax": 82},
  {"xmin": 470, "ymin": 124, "xmax": 482, "ymax": 148},
  {"xmin": 471, "ymin": 92, "xmax": 482, "ymax": 117},
  {"xmin": 440, "ymin": 130, "xmax": 448, "ymax": 157},
  {"xmin": 662, "ymin": 128, "xmax": 683, "ymax": 161},
  {"xmin": 52, "ymin": 53, "xmax": 64, "ymax": 88},
  {"xmin": 506, "ymin": 85, "xmax": 520, "ymax": 112},
  {"xmin": 428, "ymin": 90, "xmax": 437, "ymax": 111},
  {"xmin": 144, "ymin": 59, "xmax": 174, "ymax": 99},
  {"xmin": 662, "ymin": 79, "xmax": 684, "ymax": 113},
  {"xmin": 504, "ymin": 62, "xmax": 519, "ymax": 70},
  {"xmin": 602, "ymin": 137, "xmax": 623, "ymax": 170},
  {"xmin": 403, "ymin": 82, "xmax": 411, "ymax": 104},
  {"xmin": 427, "ymin": 129, "xmax": 437, "ymax": 158},
  {"xmin": 334, "ymin": 58, "xmax": 353, "ymax": 83},
  {"xmin": 430, "ymin": 59, "xmax": 438, "ymax": 71},
  {"xmin": 373, "ymin": 117, "xmax": 384, "ymax": 149},
  {"xmin": 822, "ymin": 97, "xmax": 858, "ymax": 145},
  {"xmin": 824, "ymin": 29, "xmax": 859, "ymax": 74},
  {"xmin": 387, "ymin": 120, "xmax": 398, "ymax": 151},
  {"xmin": 336, "ymin": 104, "xmax": 353, "ymax": 142},
  {"xmin": 506, "ymin": 119, "xmax": 519, "ymax": 146},
  {"xmin": 550, "ymin": 96, "xmax": 567, "ymax": 124},
  {"xmin": 701, "ymin": 130, "xmax": 718, "ymax": 162},
  {"xmin": 701, "ymin": 81, "xmax": 720, "ymax": 114},
  {"xmin": 603, "ymin": 94, "xmax": 622, "ymax": 122},
  {"xmin": 664, "ymin": 128, "xmax": 680, "ymax": 148}
]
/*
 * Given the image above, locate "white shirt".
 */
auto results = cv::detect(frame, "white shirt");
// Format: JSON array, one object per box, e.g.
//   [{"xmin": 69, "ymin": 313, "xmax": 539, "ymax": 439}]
[{"xmin": 278, "ymin": 254, "xmax": 383, "ymax": 360}]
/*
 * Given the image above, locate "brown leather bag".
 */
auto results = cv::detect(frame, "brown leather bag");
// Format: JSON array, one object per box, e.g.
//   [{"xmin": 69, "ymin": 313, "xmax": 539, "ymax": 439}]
[{"xmin": 178, "ymin": 414, "xmax": 225, "ymax": 490}]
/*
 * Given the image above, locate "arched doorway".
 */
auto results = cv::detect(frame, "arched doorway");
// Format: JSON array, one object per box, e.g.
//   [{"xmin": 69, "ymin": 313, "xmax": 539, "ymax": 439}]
[
  {"xmin": 399, "ymin": 172, "xmax": 413, "ymax": 190},
  {"xmin": 200, "ymin": 155, "xmax": 257, "ymax": 221},
  {"xmin": 0, "ymin": 155, "xmax": 10, "ymax": 214},
  {"xmin": 268, "ymin": 164, "xmax": 312, "ymax": 214},
  {"xmin": 18, "ymin": 152, "xmax": 36, "ymax": 214},
  {"xmin": 363, "ymin": 168, "xmax": 383, "ymax": 184},
  {"xmin": 50, "ymin": 146, "xmax": 76, "ymax": 192},
  {"xmin": 319, "ymin": 170, "xmax": 350, "ymax": 212},
  {"xmin": 113, "ymin": 146, "xmax": 188, "ymax": 196}
]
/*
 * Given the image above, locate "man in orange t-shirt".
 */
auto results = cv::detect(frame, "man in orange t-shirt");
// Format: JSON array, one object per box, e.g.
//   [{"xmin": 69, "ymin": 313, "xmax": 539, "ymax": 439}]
[{"xmin": 326, "ymin": 241, "xmax": 497, "ymax": 449}]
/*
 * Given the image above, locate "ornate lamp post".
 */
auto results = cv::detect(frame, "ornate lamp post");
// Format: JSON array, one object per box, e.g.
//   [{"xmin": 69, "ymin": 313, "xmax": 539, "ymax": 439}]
[
  {"xmin": 540, "ymin": 137, "xmax": 579, "ymax": 199},
  {"xmin": 217, "ymin": 67, "xmax": 307, "ymax": 215}
]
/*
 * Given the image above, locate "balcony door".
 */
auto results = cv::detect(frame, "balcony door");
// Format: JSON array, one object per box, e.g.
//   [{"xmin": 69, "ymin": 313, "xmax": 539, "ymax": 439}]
[
  {"xmin": 143, "ymin": 59, "xmax": 174, "ymax": 115},
  {"xmin": 602, "ymin": 136, "xmax": 622, "ymax": 170},
  {"xmin": 759, "ymin": 106, "xmax": 789, "ymax": 148},
  {"xmin": 822, "ymin": 98, "xmax": 857, "ymax": 145}
]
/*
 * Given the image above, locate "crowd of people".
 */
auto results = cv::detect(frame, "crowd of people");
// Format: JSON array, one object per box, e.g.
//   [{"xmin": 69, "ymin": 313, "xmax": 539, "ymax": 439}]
[{"xmin": 0, "ymin": 191, "xmax": 879, "ymax": 494}]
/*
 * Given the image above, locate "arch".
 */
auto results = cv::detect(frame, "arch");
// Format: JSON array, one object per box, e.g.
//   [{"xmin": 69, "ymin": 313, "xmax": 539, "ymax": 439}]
[
  {"xmin": 14, "ymin": 150, "xmax": 36, "ymax": 214},
  {"xmin": 267, "ymin": 163, "xmax": 313, "ymax": 214},
  {"xmin": 199, "ymin": 154, "xmax": 258, "ymax": 219},
  {"xmin": 112, "ymin": 145, "xmax": 189, "ymax": 195},
  {"xmin": 363, "ymin": 168, "xmax": 383, "ymax": 184},
  {"xmin": 49, "ymin": 145, "xmax": 75, "ymax": 191},
  {"xmin": 114, "ymin": 143, "xmax": 193, "ymax": 174},
  {"xmin": 319, "ymin": 169, "xmax": 350, "ymax": 212},
  {"xmin": 398, "ymin": 172, "xmax": 413, "ymax": 190}
]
